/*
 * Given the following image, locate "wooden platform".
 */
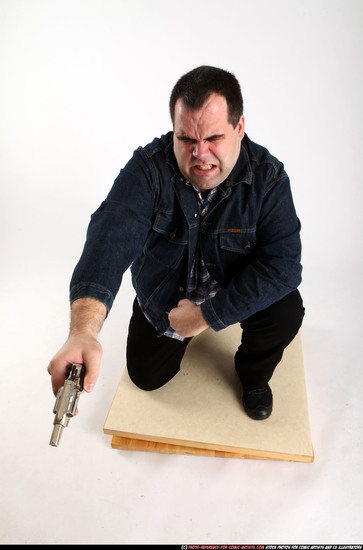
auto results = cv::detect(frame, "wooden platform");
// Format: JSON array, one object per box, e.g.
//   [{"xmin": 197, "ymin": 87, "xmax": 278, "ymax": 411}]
[{"xmin": 103, "ymin": 325, "xmax": 314, "ymax": 462}]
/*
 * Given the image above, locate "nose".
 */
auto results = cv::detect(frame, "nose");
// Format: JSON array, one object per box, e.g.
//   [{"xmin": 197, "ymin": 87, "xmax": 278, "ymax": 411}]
[{"xmin": 192, "ymin": 140, "xmax": 209, "ymax": 159}]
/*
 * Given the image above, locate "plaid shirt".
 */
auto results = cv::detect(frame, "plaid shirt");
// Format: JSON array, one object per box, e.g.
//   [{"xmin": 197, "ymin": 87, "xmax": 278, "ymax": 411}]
[{"xmin": 164, "ymin": 184, "xmax": 221, "ymax": 340}]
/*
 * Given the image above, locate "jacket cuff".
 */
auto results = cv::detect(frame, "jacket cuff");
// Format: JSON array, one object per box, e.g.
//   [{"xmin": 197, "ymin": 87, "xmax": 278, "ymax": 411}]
[
  {"xmin": 69, "ymin": 282, "xmax": 114, "ymax": 314},
  {"xmin": 200, "ymin": 298, "xmax": 227, "ymax": 332}
]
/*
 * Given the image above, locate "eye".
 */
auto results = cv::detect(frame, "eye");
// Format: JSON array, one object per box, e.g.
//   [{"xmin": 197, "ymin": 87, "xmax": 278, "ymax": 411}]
[
  {"xmin": 206, "ymin": 135, "xmax": 224, "ymax": 142},
  {"xmin": 178, "ymin": 136, "xmax": 195, "ymax": 144}
]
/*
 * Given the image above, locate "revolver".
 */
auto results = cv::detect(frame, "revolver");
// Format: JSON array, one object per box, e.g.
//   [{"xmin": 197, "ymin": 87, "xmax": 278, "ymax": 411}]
[{"xmin": 49, "ymin": 363, "xmax": 85, "ymax": 447}]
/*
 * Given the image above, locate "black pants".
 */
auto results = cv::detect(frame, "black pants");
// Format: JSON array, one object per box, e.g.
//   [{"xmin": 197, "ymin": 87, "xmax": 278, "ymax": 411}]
[{"xmin": 126, "ymin": 290, "xmax": 305, "ymax": 391}]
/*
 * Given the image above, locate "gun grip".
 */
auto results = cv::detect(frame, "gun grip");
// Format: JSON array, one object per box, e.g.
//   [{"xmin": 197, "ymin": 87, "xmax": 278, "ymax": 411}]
[
  {"xmin": 79, "ymin": 364, "xmax": 85, "ymax": 391},
  {"xmin": 67, "ymin": 363, "xmax": 85, "ymax": 390}
]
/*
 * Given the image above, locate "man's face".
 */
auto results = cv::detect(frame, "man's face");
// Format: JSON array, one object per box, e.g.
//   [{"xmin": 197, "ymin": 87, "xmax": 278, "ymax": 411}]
[{"xmin": 173, "ymin": 93, "xmax": 245, "ymax": 192}]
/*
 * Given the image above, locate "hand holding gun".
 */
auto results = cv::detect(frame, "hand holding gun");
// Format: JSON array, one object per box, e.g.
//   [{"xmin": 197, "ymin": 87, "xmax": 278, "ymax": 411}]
[{"xmin": 49, "ymin": 363, "xmax": 85, "ymax": 447}]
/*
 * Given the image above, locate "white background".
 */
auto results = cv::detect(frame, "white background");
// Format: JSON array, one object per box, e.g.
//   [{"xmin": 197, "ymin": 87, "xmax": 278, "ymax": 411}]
[{"xmin": 1, "ymin": 0, "xmax": 362, "ymax": 544}]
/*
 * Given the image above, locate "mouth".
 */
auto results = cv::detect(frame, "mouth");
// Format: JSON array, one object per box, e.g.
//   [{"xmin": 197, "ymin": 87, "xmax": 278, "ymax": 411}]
[{"xmin": 192, "ymin": 164, "xmax": 217, "ymax": 173}]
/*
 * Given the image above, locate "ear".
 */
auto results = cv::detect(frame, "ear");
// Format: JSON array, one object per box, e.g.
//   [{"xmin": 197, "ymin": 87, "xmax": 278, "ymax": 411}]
[{"xmin": 237, "ymin": 115, "xmax": 245, "ymax": 140}]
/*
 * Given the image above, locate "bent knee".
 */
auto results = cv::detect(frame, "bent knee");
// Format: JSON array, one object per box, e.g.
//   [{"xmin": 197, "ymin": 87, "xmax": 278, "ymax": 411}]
[
  {"xmin": 127, "ymin": 365, "xmax": 159, "ymax": 391},
  {"xmin": 269, "ymin": 290, "xmax": 305, "ymax": 341},
  {"xmin": 127, "ymin": 363, "xmax": 178, "ymax": 391}
]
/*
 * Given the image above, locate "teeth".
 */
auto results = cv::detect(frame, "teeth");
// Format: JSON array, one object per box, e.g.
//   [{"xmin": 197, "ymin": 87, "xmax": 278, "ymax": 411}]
[{"xmin": 197, "ymin": 164, "xmax": 213, "ymax": 170}]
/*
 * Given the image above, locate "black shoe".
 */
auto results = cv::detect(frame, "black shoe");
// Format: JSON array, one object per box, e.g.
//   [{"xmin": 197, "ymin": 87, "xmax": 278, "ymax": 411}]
[{"xmin": 242, "ymin": 384, "xmax": 273, "ymax": 420}]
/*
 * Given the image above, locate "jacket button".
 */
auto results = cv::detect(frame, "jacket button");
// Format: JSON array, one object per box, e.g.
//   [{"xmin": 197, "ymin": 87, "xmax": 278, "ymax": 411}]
[{"xmin": 179, "ymin": 286, "xmax": 184, "ymax": 292}]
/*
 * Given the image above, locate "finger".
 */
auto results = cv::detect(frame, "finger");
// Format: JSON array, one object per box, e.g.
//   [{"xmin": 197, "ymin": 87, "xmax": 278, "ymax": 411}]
[
  {"xmin": 47, "ymin": 360, "xmax": 70, "ymax": 396},
  {"xmin": 168, "ymin": 307, "xmax": 177, "ymax": 321},
  {"xmin": 82, "ymin": 349, "xmax": 102, "ymax": 392}
]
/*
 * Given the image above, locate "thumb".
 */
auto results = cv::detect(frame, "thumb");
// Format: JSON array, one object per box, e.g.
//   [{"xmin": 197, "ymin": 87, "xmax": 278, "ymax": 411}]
[{"xmin": 82, "ymin": 346, "xmax": 102, "ymax": 393}]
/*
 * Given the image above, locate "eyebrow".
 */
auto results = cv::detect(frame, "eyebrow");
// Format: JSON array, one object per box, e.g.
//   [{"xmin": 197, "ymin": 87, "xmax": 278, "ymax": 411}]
[{"xmin": 176, "ymin": 133, "xmax": 225, "ymax": 142}]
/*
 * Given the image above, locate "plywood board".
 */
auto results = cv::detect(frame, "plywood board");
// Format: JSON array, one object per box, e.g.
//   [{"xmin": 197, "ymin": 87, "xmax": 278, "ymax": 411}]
[{"xmin": 104, "ymin": 325, "xmax": 314, "ymax": 462}]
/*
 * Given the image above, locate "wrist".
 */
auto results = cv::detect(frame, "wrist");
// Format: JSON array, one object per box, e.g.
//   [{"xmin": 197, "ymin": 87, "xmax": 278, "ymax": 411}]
[{"xmin": 70, "ymin": 298, "xmax": 107, "ymax": 339}]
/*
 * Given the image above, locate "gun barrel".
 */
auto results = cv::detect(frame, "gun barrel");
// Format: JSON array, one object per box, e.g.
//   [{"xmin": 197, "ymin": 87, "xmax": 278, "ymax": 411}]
[
  {"xmin": 49, "ymin": 424, "xmax": 63, "ymax": 447},
  {"xmin": 49, "ymin": 363, "xmax": 85, "ymax": 447}
]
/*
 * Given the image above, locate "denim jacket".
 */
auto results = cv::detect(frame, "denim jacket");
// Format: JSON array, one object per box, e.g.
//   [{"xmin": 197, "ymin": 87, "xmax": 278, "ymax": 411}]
[{"xmin": 70, "ymin": 132, "xmax": 302, "ymax": 335}]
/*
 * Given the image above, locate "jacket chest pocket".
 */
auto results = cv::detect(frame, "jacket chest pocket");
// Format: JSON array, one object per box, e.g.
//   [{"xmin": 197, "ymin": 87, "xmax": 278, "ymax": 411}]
[
  {"xmin": 219, "ymin": 229, "xmax": 256, "ymax": 254},
  {"xmin": 206, "ymin": 228, "xmax": 256, "ymax": 282},
  {"xmin": 153, "ymin": 211, "xmax": 188, "ymax": 245},
  {"xmin": 147, "ymin": 211, "xmax": 188, "ymax": 268}
]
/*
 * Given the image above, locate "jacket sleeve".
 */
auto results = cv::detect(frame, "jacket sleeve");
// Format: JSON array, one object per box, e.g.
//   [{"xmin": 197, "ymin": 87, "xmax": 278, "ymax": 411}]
[
  {"xmin": 200, "ymin": 172, "xmax": 302, "ymax": 330},
  {"xmin": 69, "ymin": 149, "xmax": 157, "ymax": 312}
]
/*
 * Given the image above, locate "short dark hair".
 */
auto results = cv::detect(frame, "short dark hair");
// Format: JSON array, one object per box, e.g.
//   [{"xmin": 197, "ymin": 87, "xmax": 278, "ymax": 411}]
[{"xmin": 169, "ymin": 65, "xmax": 243, "ymax": 128}]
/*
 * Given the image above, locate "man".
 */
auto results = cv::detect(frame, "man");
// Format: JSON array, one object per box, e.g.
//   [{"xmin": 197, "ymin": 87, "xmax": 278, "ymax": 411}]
[{"xmin": 48, "ymin": 66, "xmax": 304, "ymax": 420}]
